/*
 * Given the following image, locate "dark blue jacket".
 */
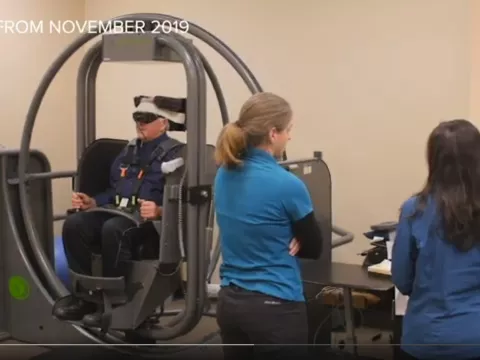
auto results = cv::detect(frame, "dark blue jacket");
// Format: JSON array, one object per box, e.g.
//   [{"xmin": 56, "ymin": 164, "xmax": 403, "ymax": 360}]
[
  {"xmin": 93, "ymin": 133, "xmax": 177, "ymax": 207},
  {"xmin": 214, "ymin": 148, "xmax": 314, "ymax": 302},
  {"xmin": 392, "ymin": 196, "xmax": 480, "ymax": 359}
]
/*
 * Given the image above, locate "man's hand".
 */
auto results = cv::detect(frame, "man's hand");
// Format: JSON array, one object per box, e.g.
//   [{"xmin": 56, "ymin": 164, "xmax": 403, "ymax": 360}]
[
  {"xmin": 72, "ymin": 192, "xmax": 96, "ymax": 210},
  {"xmin": 138, "ymin": 199, "xmax": 162, "ymax": 220},
  {"xmin": 289, "ymin": 238, "xmax": 301, "ymax": 256}
]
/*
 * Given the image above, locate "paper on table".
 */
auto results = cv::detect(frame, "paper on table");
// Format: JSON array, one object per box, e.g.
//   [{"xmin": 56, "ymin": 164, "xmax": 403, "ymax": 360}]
[
  {"xmin": 395, "ymin": 288, "xmax": 409, "ymax": 316},
  {"xmin": 386, "ymin": 241, "xmax": 394, "ymax": 260},
  {"xmin": 389, "ymin": 229, "xmax": 409, "ymax": 316},
  {"xmin": 388, "ymin": 230, "xmax": 397, "ymax": 259},
  {"xmin": 367, "ymin": 259, "xmax": 391, "ymax": 275}
]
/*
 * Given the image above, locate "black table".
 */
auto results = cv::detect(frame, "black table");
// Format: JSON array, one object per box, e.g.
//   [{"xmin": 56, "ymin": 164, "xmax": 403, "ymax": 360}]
[{"xmin": 303, "ymin": 262, "xmax": 394, "ymax": 355}]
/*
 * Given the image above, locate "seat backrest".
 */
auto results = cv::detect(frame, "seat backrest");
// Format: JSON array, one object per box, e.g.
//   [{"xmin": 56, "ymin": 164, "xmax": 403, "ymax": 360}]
[{"xmin": 76, "ymin": 138, "xmax": 128, "ymax": 196}]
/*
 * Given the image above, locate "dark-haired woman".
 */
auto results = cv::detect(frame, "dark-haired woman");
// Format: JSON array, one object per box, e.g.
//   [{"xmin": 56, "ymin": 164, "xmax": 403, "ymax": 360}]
[{"xmin": 392, "ymin": 119, "xmax": 480, "ymax": 360}]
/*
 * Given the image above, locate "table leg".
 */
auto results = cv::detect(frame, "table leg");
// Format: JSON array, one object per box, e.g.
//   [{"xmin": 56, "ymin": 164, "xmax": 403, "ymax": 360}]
[{"xmin": 342, "ymin": 286, "xmax": 357, "ymax": 356}]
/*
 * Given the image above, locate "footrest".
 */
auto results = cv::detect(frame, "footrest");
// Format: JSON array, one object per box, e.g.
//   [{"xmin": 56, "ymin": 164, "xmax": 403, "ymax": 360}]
[{"xmin": 69, "ymin": 270, "xmax": 127, "ymax": 305}]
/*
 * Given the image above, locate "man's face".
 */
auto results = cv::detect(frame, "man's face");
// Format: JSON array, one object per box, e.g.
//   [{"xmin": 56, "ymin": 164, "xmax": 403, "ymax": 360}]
[{"xmin": 136, "ymin": 117, "xmax": 168, "ymax": 141}]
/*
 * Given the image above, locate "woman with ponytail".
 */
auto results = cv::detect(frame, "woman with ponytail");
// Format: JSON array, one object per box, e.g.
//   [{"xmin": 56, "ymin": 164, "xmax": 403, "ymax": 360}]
[
  {"xmin": 214, "ymin": 122, "xmax": 247, "ymax": 168},
  {"xmin": 214, "ymin": 92, "xmax": 323, "ymax": 360}
]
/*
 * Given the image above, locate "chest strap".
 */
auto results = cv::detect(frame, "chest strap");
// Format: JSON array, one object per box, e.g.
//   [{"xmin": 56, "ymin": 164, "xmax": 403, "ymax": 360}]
[{"xmin": 114, "ymin": 137, "xmax": 183, "ymax": 208}]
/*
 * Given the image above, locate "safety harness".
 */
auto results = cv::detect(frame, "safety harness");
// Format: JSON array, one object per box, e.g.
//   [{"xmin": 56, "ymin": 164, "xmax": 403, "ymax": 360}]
[{"xmin": 114, "ymin": 137, "xmax": 183, "ymax": 210}]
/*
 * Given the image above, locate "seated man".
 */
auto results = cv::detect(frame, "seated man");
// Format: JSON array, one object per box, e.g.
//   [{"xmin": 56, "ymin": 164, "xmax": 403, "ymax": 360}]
[{"xmin": 53, "ymin": 96, "xmax": 185, "ymax": 324}]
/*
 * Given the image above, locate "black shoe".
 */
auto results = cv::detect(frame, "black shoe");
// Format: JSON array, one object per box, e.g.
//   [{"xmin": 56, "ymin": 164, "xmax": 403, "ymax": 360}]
[
  {"xmin": 82, "ymin": 312, "xmax": 102, "ymax": 327},
  {"xmin": 53, "ymin": 296, "xmax": 96, "ymax": 321}
]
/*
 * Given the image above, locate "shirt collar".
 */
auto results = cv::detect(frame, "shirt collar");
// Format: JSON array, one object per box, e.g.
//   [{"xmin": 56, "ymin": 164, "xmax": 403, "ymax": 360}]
[
  {"xmin": 246, "ymin": 147, "xmax": 277, "ymax": 164},
  {"xmin": 141, "ymin": 132, "xmax": 169, "ymax": 148}
]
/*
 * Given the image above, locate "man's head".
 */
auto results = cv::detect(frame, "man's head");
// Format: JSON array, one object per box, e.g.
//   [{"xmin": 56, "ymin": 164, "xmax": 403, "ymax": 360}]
[
  {"xmin": 132, "ymin": 97, "xmax": 186, "ymax": 142},
  {"xmin": 134, "ymin": 113, "xmax": 168, "ymax": 142}
]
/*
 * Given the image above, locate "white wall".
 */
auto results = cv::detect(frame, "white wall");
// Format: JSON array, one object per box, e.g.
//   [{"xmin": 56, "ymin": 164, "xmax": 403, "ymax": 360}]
[
  {"xmin": 85, "ymin": 0, "xmax": 471, "ymax": 263},
  {"xmin": 0, "ymin": 0, "xmax": 474, "ymax": 265}
]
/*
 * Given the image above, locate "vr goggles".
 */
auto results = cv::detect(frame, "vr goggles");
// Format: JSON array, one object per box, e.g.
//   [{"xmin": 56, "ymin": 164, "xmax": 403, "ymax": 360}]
[
  {"xmin": 133, "ymin": 95, "xmax": 187, "ymax": 132},
  {"xmin": 133, "ymin": 111, "xmax": 160, "ymax": 124}
]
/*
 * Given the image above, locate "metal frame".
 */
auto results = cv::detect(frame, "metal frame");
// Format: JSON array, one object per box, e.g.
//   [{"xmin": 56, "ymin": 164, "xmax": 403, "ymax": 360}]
[
  {"xmin": 8, "ymin": 11, "xmax": 355, "ymax": 353},
  {"xmin": 15, "ymin": 13, "xmax": 263, "ymax": 349}
]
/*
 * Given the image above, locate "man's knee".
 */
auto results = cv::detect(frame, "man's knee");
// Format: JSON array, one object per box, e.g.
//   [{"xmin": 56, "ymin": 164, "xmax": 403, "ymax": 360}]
[
  {"xmin": 62, "ymin": 211, "xmax": 90, "ymax": 235},
  {"xmin": 101, "ymin": 217, "xmax": 134, "ymax": 243}
]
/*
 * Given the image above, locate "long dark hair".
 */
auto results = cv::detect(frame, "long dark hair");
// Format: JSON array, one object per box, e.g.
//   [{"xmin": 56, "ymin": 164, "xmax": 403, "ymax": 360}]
[{"xmin": 415, "ymin": 119, "xmax": 480, "ymax": 252}]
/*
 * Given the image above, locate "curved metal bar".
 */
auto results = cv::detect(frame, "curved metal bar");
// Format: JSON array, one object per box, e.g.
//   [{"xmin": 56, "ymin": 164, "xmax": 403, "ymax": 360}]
[
  {"xmin": 136, "ymin": 34, "xmax": 211, "ymax": 341},
  {"xmin": 17, "ymin": 30, "xmax": 125, "ymax": 346},
  {"xmin": 148, "ymin": 42, "xmax": 220, "ymax": 333},
  {"xmin": 20, "ymin": 31, "xmax": 100, "ymax": 298},
  {"xmin": 136, "ymin": 34, "xmax": 203, "ymax": 340},
  {"xmin": 18, "ymin": 12, "xmax": 265, "ymax": 348},
  {"xmin": 134, "ymin": 36, "xmax": 207, "ymax": 334},
  {"xmin": 199, "ymin": 51, "xmax": 229, "ymax": 125},
  {"xmin": 110, "ymin": 13, "xmax": 262, "ymax": 94},
  {"xmin": 187, "ymin": 39, "xmax": 209, "ymax": 328},
  {"xmin": 85, "ymin": 207, "xmax": 140, "ymax": 225},
  {"xmin": 332, "ymin": 225, "xmax": 354, "ymax": 249},
  {"xmin": 19, "ymin": 13, "xmax": 262, "ymax": 298},
  {"xmin": 154, "ymin": 35, "xmax": 210, "ymax": 333}
]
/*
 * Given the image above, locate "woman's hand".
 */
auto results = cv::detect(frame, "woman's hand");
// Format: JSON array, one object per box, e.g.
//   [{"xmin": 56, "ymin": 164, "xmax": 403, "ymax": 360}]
[{"xmin": 289, "ymin": 238, "xmax": 301, "ymax": 256}]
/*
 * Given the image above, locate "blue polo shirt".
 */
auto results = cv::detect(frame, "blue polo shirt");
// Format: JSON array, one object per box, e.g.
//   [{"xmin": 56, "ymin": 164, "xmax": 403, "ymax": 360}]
[
  {"xmin": 392, "ymin": 196, "xmax": 480, "ymax": 359},
  {"xmin": 94, "ymin": 133, "xmax": 176, "ymax": 207},
  {"xmin": 214, "ymin": 148, "xmax": 313, "ymax": 302}
]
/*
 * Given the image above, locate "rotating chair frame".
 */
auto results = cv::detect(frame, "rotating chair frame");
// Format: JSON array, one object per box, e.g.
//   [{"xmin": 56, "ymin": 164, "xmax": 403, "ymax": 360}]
[{"xmin": 62, "ymin": 136, "xmax": 217, "ymax": 332}]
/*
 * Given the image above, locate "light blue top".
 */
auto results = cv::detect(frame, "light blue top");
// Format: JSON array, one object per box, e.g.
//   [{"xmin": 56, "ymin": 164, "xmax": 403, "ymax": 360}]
[{"xmin": 214, "ymin": 148, "xmax": 313, "ymax": 302}]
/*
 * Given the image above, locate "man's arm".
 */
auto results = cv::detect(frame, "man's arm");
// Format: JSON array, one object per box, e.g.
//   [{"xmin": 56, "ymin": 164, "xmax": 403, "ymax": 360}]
[
  {"xmin": 282, "ymin": 176, "xmax": 323, "ymax": 259},
  {"xmin": 391, "ymin": 201, "xmax": 417, "ymax": 296},
  {"xmin": 92, "ymin": 154, "xmax": 122, "ymax": 207}
]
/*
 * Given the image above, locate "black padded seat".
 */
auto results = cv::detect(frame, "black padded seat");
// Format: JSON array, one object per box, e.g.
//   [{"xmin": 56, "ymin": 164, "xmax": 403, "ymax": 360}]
[
  {"xmin": 70, "ymin": 138, "xmax": 156, "ymax": 260},
  {"xmin": 75, "ymin": 138, "xmax": 128, "ymax": 197}
]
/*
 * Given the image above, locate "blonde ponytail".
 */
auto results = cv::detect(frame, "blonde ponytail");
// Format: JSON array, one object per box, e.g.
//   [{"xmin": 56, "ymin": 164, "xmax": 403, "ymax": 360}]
[
  {"xmin": 215, "ymin": 92, "xmax": 292, "ymax": 169},
  {"xmin": 215, "ymin": 123, "xmax": 247, "ymax": 168}
]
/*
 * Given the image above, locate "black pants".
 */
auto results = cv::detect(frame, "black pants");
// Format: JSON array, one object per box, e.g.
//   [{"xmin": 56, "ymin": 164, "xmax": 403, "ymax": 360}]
[
  {"xmin": 216, "ymin": 285, "xmax": 310, "ymax": 360},
  {"xmin": 62, "ymin": 211, "xmax": 136, "ymax": 278}
]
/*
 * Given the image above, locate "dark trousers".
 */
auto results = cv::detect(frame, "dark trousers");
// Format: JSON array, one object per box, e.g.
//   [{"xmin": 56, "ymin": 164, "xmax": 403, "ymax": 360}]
[
  {"xmin": 216, "ymin": 285, "xmax": 311, "ymax": 360},
  {"xmin": 62, "ymin": 211, "xmax": 136, "ymax": 278}
]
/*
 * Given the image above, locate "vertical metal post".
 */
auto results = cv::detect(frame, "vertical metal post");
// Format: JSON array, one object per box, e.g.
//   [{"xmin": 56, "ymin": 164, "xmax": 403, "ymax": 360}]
[
  {"xmin": 183, "ymin": 39, "xmax": 208, "ymax": 323},
  {"xmin": 76, "ymin": 42, "xmax": 102, "ymax": 161},
  {"xmin": 85, "ymin": 52, "xmax": 102, "ymax": 146}
]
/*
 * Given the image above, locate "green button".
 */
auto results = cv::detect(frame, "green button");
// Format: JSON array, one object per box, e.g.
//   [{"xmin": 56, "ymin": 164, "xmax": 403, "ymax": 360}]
[{"xmin": 9, "ymin": 276, "xmax": 30, "ymax": 300}]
